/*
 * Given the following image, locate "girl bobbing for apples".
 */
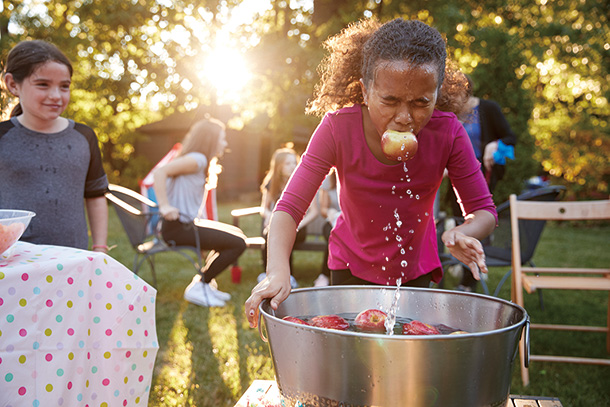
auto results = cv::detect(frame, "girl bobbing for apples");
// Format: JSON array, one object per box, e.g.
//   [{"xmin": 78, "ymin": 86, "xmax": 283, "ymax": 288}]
[{"xmin": 245, "ymin": 18, "xmax": 497, "ymax": 327}]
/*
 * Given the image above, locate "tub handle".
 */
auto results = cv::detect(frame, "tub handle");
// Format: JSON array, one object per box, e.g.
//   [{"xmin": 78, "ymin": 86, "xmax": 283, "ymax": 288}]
[
  {"xmin": 258, "ymin": 300, "xmax": 270, "ymax": 343},
  {"xmin": 524, "ymin": 317, "xmax": 530, "ymax": 368}
]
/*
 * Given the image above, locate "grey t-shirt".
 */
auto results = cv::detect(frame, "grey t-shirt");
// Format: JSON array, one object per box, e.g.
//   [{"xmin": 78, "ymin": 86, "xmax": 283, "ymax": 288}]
[
  {"xmin": 0, "ymin": 117, "xmax": 108, "ymax": 249},
  {"xmin": 165, "ymin": 152, "xmax": 208, "ymax": 222}
]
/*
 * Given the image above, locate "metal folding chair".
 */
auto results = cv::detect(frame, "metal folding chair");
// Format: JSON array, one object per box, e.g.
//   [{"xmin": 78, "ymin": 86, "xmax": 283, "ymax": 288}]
[
  {"xmin": 438, "ymin": 185, "xmax": 566, "ymax": 297},
  {"xmin": 105, "ymin": 184, "xmax": 202, "ymax": 286}
]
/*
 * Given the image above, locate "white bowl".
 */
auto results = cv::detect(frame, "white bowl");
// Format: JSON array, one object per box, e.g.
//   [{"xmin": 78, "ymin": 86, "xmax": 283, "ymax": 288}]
[{"xmin": 0, "ymin": 209, "xmax": 36, "ymax": 256}]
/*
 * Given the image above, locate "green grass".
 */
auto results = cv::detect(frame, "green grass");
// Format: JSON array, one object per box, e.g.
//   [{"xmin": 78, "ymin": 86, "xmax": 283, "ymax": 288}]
[{"xmin": 105, "ymin": 201, "xmax": 610, "ymax": 406}]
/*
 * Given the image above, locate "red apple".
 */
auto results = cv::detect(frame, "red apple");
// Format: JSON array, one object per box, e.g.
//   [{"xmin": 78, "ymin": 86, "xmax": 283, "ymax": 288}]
[
  {"xmin": 354, "ymin": 308, "xmax": 388, "ymax": 332},
  {"xmin": 310, "ymin": 314, "xmax": 349, "ymax": 331},
  {"xmin": 380, "ymin": 130, "xmax": 418, "ymax": 162},
  {"xmin": 282, "ymin": 316, "xmax": 310, "ymax": 325},
  {"xmin": 402, "ymin": 320, "xmax": 441, "ymax": 335}
]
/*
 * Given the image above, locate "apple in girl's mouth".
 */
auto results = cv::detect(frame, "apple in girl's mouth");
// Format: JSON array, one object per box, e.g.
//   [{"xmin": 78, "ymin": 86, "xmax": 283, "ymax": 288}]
[
  {"xmin": 381, "ymin": 130, "xmax": 418, "ymax": 161},
  {"xmin": 354, "ymin": 308, "xmax": 388, "ymax": 332}
]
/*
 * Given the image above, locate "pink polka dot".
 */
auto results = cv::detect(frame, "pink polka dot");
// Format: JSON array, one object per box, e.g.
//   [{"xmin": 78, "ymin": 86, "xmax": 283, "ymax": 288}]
[
  {"xmin": 128, "ymin": 305, "xmax": 134, "ymax": 311},
  {"xmin": 67, "ymin": 277, "xmax": 74, "ymax": 284},
  {"xmin": 88, "ymin": 302, "xmax": 92, "ymax": 309},
  {"xmin": 21, "ymin": 273, "xmax": 29, "ymax": 281},
  {"xmin": 67, "ymin": 328, "xmax": 74, "ymax": 336},
  {"xmin": 106, "ymin": 282, "xmax": 113, "ymax": 288},
  {"xmin": 31, "ymin": 315, "xmax": 38, "ymax": 322},
  {"xmin": 102, "ymin": 378, "xmax": 110, "ymax": 386},
  {"xmin": 125, "ymin": 351, "xmax": 131, "ymax": 358},
  {"xmin": 138, "ymin": 375, "xmax": 144, "ymax": 382},
  {"xmin": 19, "ymin": 328, "xmax": 27, "ymax": 337},
  {"xmin": 46, "ymin": 299, "xmax": 53, "ymax": 307},
  {"xmin": 144, "ymin": 330, "xmax": 148, "ymax": 337},
  {"xmin": 105, "ymin": 329, "xmax": 112, "ymax": 336},
  {"xmin": 45, "ymin": 353, "xmax": 53, "ymax": 362},
  {"xmin": 67, "ymin": 381, "xmax": 73, "ymax": 390},
  {"xmin": 123, "ymin": 400, "xmax": 127, "ymax": 406},
  {"xmin": 87, "ymin": 352, "xmax": 91, "ymax": 359},
  {"xmin": 0, "ymin": 298, "xmax": 3, "ymax": 306},
  {"xmin": 31, "ymin": 371, "xmax": 37, "ymax": 379},
  {"xmin": 143, "ymin": 286, "xmax": 148, "ymax": 292},
  {"xmin": 18, "ymin": 387, "xmax": 26, "ymax": 396}
]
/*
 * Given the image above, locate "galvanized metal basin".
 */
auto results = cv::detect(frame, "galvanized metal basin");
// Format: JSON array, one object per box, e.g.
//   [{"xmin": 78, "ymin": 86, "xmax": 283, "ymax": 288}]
[{"xmin": 259, "ymin": 286, "xmax": 529, "ymax": 407}]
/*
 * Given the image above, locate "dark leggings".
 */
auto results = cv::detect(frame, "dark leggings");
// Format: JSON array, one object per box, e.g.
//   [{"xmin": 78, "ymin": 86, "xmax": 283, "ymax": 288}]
[
  {"xmin": 161, "ymin": 219, "xmax": 247, "ymax": 282},
  {"xmin": 330, "ymin": 269, "xmax": 433, "ymax": 288},
  {"xmin": 321, "ymin": 221, "xmax": 332, "ymax": 277}
]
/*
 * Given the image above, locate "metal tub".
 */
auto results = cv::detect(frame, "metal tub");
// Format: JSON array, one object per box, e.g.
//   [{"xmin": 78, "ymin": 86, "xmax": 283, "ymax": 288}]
[{"xmin": 259, "ymin": 286, "xmax": 529, "ymax": 407}]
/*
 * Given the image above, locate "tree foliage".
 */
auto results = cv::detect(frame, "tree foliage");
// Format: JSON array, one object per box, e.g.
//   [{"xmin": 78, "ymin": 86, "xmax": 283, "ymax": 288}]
[{"xmin": 1, "ymin": 0, "xmax": 607, "ymax": 198}]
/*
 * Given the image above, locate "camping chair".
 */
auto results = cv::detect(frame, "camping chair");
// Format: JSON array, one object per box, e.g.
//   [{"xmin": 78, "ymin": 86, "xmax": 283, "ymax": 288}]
[
  {"xmin": 439, "ymin": 185, "xmax": 566, "ymax": 298},
  {"xmin": 105, "ymin": 184, "xmax": 202, "ymax": 286},
  {"xmin": 510, "ymin": 197, "xmax": 610, "ymax": 386}
]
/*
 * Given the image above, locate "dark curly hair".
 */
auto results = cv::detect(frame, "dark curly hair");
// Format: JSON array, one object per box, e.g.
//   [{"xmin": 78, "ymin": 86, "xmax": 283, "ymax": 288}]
[{"xmin": 307, "ymin": 17, "xmax": 468, "ymax": 116}]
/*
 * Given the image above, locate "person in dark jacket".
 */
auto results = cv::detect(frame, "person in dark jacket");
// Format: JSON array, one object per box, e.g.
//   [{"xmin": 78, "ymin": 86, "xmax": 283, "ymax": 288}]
[{"xmin": 453, "ymin": 74, "xmax": 517, "ymax": 291}]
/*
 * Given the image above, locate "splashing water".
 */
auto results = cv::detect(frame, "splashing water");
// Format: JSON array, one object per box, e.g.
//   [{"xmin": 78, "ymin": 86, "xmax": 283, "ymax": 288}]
[{"xmin": 384, "ymin": 278, "xmax": 402, "ymax": 335}]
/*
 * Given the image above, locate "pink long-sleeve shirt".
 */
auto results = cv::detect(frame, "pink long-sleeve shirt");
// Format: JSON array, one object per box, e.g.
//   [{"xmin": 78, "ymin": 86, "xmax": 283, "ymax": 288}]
[{"xmin": 276, "ymin": 105, "xmax": 497, "ymax": 285}]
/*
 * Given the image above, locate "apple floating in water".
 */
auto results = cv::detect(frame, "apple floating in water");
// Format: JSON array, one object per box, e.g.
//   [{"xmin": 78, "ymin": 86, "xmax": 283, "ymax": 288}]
[
  {"xmin": 380, "ymin": 130, "xmax": 418, "ymax": 161},
  {"xmin": 354, "ymin": 308, "xmax": 388, "ymax": 332}
]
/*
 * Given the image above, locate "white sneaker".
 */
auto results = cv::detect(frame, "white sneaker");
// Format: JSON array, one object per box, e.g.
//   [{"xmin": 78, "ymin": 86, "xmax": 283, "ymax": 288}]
[
  {"xmin": 184, "ymin": 278, "xmax": 226, "ymax": 307},
  {"xmin": 313, "ymin": 274, "xmax": 330, "ymax": 287},
  {"xmin": 290, "ymin": 275, "xmax": 299, "ymax": 289},
  {"xmin": 209, "ymin": 278, "xmax": 231, "ymax": 301}
]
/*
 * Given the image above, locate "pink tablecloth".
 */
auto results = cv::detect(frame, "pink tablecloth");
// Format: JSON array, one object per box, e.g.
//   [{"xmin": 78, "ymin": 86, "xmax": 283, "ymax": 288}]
[{"xmin": 0, "ymin": 242, "xmax": 158, "ymax": 406}]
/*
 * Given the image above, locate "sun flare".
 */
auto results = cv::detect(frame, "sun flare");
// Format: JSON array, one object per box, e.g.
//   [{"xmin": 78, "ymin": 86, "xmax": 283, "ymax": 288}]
[{"xmin": 201, "ymin": 47, "xmax": 252, "ymax": 104}]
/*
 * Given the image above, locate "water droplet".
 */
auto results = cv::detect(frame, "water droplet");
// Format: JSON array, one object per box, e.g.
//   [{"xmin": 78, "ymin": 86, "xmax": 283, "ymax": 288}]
[
  {"xmin": 395, "ymin": 235, "xmax": 402, "ymax": 242},
  {"xmin": 400, "ymin": 248, "xmax": 405, "ymax": 255},
  {"xmin": 385, "ymin": 257, "xmax": 389, "ymax": 262},
  {"xmin": 415, "ymin": 194, "xmax": 420, "ymax": 199},
  {"xmin": 381, "ymin": 266, "xmax": 386, "ymax": 271},
  {"xmin": 396, "ymin": 220, "xmax": 402, "ymax": 227},
  {"xmin": 425, "ymin": 212, "xmax": 429, "ymax": 216},
  {"xmin": 401, "ymin": 260, "xmax": 408, "ymax": 267},
  {"xmin": 406, "ymin": 189, "xmax": 411, "ymax": 194},
  {"xmin": 409, "ymin": 229, "xmax": 414, "ymax": 234}
]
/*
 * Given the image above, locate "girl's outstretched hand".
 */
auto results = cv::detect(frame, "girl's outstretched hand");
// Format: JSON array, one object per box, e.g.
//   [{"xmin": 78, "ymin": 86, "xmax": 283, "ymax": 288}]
[
  {"xmin": 245, "ymin": 273, "xmax": 292, "ymax": 328},
  {"xmin": 442, "ymin": 230, "xmax": 487, "ymax": 280}
]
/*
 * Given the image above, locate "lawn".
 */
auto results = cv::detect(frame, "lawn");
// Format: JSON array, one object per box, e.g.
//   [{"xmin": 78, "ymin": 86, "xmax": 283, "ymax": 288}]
[{"xmin": 104, "ymin": 199, "xmax": 610, "ymax": 407}]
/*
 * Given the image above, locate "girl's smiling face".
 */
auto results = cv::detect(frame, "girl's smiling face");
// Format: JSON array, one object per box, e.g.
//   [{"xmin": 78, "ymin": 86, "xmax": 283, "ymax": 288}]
[
  {"xmin": 361, "ymin": 60, "xmax": 439, "ymax": 138},
  {"xmin": 5, "ymin": 60, "xmax": 71, "ymax": 128}
]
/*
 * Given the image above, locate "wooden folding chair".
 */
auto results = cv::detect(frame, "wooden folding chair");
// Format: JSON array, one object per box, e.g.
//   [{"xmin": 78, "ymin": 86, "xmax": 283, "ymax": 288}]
[{"xmin": 510, "ymin": 196, "xmax": 610, "ymax": 385}]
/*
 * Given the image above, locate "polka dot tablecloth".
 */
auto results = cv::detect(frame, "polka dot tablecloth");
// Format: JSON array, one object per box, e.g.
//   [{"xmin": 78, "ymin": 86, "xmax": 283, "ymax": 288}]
[{"xmin": 0, "ymin": 242, "xmax": 158, "ymax": 406}]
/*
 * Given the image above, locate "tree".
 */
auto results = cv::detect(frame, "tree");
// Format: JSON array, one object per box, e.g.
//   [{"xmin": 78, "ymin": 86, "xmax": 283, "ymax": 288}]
[{"xmin": 2, "ymin": 0, "xmax": 606, "ymax": 198}]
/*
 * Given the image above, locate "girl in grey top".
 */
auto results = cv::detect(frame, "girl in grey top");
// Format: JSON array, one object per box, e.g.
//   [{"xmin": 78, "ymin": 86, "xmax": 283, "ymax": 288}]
[
  {"xmin": 153, "ymin": 117, "xmax": 247, "ymax": 307},
  {"xmin": 0, "ymin": 40, "xmax": 108, "ymax": 252}
]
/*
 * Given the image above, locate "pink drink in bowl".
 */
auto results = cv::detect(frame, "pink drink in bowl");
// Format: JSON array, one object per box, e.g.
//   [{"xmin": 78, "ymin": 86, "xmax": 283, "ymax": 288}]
[{"xmin": 0, "ymin": 210, "xmax": 36, "ymax": 257}]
